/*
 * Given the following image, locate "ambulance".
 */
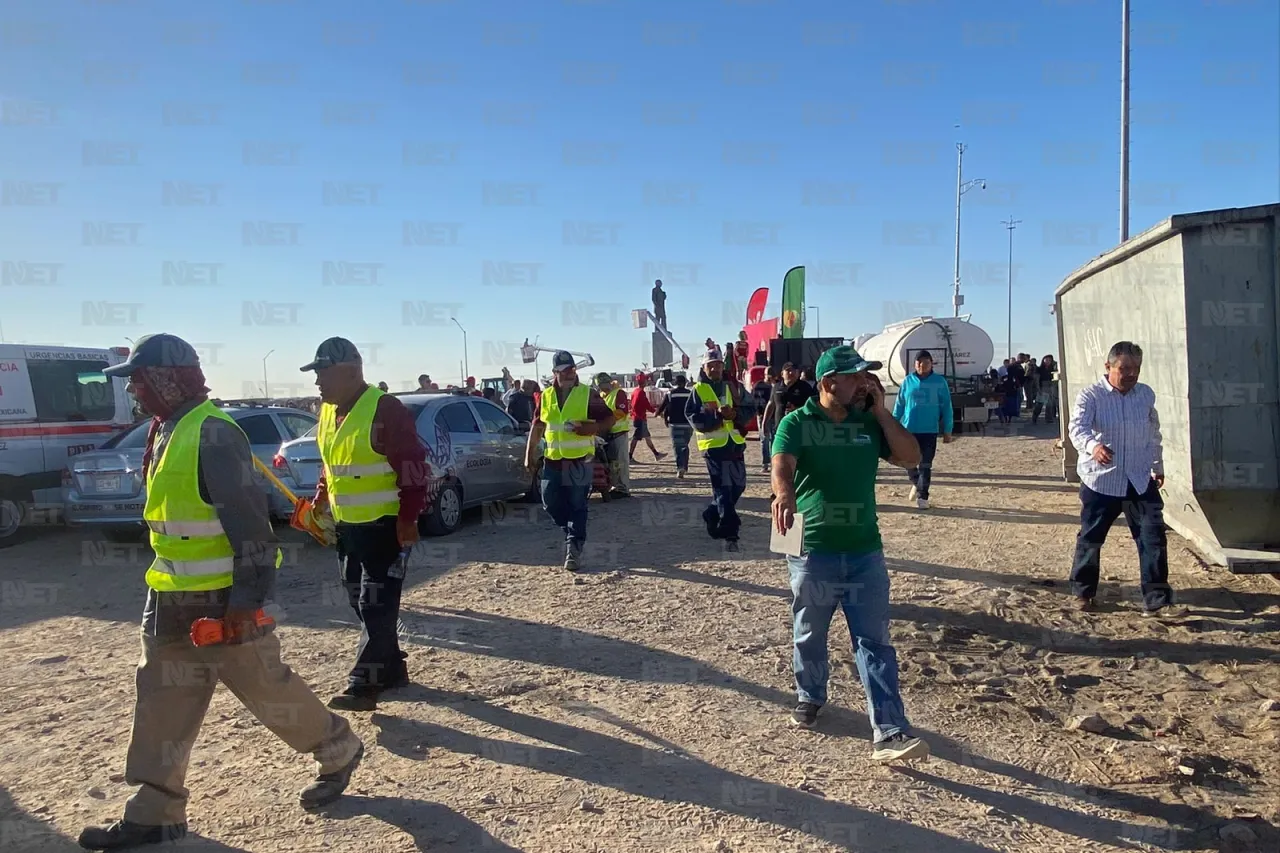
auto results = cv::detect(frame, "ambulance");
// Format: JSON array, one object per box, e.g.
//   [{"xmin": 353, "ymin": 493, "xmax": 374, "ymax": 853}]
[{"xmin": 0, "ymin": 344, "xmax": 135, "ymax": 546}]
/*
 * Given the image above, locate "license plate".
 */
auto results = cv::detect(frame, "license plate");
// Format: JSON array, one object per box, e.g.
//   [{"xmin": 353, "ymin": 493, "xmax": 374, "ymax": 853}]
[{"xmin": 92, "ymin": 475, "xmax": 121, "ymax": 493}]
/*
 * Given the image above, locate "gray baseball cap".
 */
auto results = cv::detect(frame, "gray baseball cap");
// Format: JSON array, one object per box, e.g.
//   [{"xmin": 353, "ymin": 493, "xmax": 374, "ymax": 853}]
[
  {"xmin": 300, "ymin": 337, "xmax": 362, "ymax": 371},
  {"xmin": 551, "ymin": 351, "xmax": 576, "ymax": 372},
  {"xmin": 102, "ymin": 333, "xmax": 200, "ymax": 377}
]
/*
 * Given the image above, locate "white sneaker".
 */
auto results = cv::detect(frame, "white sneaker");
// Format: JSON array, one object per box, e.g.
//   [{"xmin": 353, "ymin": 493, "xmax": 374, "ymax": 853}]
[
  {"xmin": 908, "ymin": 485, "xmax": 918, "ymax": 501},
  {"xmin": 916, "ymin": 498, "xmax": 929, "ymax": 510}
]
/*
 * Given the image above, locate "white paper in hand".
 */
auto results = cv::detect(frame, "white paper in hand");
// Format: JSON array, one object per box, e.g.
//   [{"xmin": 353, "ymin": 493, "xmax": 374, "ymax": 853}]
[{"xmin": 770, "ymin": 512, "xmax": 804, "ymax": 557}]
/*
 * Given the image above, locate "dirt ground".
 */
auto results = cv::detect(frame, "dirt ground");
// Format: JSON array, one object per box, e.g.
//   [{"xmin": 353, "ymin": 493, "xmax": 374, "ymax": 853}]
[{"xmin": 2, "ymin": 422, "xmax": 1278, "ymax": 853}]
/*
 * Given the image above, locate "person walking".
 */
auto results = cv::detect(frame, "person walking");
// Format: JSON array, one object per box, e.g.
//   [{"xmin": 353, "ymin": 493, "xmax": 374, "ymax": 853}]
[
  {"xmin": 1067, "ymin": 341, "xmax": 1176, "ymax": 616},
  {"xmin": 687, "ymin": 348, "xmax": 753, "ymax": 552},
  {"xmin": 302, "ymin": 338, "xmax": 429, "ymax": 712},
  {"xmin": 751, "ymin": 370, "xmax": 777, "ymax": 473},
  {"xmin": 656, "ymin": 374, "xmax": 694, "ymax": 478},
  {"xmin": 770, "ymin": 345, "xmax": 929, "ymax": 761},
  {"xmin": 79, "ymin": 334, "xmax": 364, "ymax": 851},
  {"xmin": 595, "ymin": 371, "xmax": 632, "ymax": 497},
  {"xmin": 628, "ymin": 374, "xmax": 667, "ymax": 464},
  {"xmin": 523, "ymin": 351, "xmax": 616, "ymax": 571},
  {"xmin": 1033, "ymin": 355, "xmax": 1059, "ymax": 425},
  {"xmin": 761, "ymin": 362, "xmax": 817, "ymax": 467},
  {"xmin": 892, "ymin": 350, "xmax": 954, "ymax": 510}
]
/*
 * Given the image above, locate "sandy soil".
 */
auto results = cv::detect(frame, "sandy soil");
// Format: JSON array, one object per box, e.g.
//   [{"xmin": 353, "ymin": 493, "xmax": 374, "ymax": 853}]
[{"xmin": 2, "ymin": 422, "xmax": 1278, "ymax": 853}]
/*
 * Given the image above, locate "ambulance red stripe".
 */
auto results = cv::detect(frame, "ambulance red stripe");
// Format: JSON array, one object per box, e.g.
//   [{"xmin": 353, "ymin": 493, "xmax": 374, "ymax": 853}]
[{"xmin": 0, "ymin": 423, "xmax": 123, "ymax": 438}]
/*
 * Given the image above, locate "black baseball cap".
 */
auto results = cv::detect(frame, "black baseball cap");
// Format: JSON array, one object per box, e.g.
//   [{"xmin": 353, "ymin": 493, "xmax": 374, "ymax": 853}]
[
  {"xmin": 916, "ymin": 349, "xmax": 933, "ymax": 362},
  {"xmin": 300, "ymin": 337, "xmax": 362, "ymax": 371},
  {"xmin": 103, "ymin": 333, "xmax": 200, "ymax": 377},
  {"xmin": 551, "ymin": 351, "xmax": 576, "ymax": 372}
]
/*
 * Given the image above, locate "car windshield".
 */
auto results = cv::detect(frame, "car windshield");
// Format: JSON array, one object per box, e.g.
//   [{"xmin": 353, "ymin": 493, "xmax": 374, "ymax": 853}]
[{"xmin": 100, "ymin": 421, "xmax": 149, "ymax": 450}]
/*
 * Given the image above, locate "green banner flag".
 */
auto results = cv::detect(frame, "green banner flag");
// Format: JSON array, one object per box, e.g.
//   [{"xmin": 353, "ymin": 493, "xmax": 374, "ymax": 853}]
[{"xmin": 780, "ymin": 265, "xmax": 805, "ymax": 339}]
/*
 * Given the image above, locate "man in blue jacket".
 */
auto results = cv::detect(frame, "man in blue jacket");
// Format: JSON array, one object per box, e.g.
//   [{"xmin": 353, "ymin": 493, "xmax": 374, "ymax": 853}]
[
  {"xmin": 686, "ymin": 348, "xmax": 754, "ymax": 551},
  {"xmin": 891, "ymin": 350, "xmax": 954, "ymax": 509}
]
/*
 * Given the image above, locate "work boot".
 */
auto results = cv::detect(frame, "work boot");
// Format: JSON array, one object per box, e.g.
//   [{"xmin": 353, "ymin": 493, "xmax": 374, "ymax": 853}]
[
  {"xmin": 299, "ymin": 742, "xmax": 364, "ymax": 809},
  {"xmin": 327, "ymin": 688, "xmax": 377, "ymax": 712},
  {"xmin": 564, "ymin": 542, "xmax": 582, "ymax": 572},
  {"xmin": 77, "ymin": 819, "xmax": 187, "ymax": 850}
]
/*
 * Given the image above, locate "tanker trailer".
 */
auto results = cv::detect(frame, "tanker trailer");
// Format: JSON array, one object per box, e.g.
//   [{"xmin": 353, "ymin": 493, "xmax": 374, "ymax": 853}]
[
  {"xmin": 859, "ymin": 316, "xmax": 997, "ymax": 433},
  {"xmin": 1055, "ymin": 203, "xmax": 1280, "ymax": 574}
]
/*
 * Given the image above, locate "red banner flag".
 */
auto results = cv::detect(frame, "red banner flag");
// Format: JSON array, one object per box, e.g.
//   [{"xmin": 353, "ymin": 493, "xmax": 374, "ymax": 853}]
[{"xmin": 745, "ymin": 287, "xmax": 769, "ymax": 326}]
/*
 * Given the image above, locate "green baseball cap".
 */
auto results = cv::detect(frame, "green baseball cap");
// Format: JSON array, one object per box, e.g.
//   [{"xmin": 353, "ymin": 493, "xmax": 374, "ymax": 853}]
[{"xmin": 815, "ymin": 345, "xmax": 882, "ymax": 378}]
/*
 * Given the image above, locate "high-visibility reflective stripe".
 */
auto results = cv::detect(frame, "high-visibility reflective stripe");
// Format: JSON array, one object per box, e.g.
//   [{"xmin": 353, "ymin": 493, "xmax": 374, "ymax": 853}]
[
  {"xmin": 329, "ymin": 462, "xmax": 395, "ymax": 477},
  {"xmin": 147, "ymin": 519, "xmax": 226, "ymax": 537},
  {"xmin": 696, "ymin": 427, "xmax": 735, "ymax": 442},
  {"xmin": 152, "ymin": 555, "xmax": 236, "ymax": 577},
  {"xmin": 332, "ymin": 490, "xmax": 401, "ymax": 507}
]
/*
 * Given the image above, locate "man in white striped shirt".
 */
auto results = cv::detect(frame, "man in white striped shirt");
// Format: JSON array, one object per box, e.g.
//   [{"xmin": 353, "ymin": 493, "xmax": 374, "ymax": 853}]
[{"xmin": 1067, "ymin": 341, "xmax": 1174, "ymax": 615}]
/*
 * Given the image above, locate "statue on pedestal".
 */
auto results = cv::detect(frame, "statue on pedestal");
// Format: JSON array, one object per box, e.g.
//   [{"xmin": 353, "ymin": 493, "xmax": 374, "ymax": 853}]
[{"xmin": 651, "ymin": 279, "xmax": 667, "ymax": 329}]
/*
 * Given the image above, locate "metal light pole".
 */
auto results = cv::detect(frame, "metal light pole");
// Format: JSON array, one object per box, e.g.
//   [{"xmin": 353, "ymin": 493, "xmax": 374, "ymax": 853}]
[
  {"xmin": 1000, "ymin": 218, "xmax": 1021, "ymax": 361},
  {"xmin": 953, "ymin": 142, "xmax": 987, "ymax": 318},
  {"xmin": 451, "ymin": 317, "xmax": 468, "ymax": 381},
  {"xmin": 262, "ymin": 349, "xmax": 274, "ymax": 398},
  {"xmin": 1120, "ymin": 0, "xmax": 1131, "ymax": 242},
  {"xmin": 805, "ymin": 305, "xmax": 820, "ymax": 337}
]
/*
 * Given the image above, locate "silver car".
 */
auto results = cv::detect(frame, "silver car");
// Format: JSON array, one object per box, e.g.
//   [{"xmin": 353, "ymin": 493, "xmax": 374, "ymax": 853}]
[
  {"xmin": 62, "ymin": 404, "xmax": 318, "ymax": 542},
  {"xmin": 274, "ymin": 392, "xmax": 536, "ymax": 537}
]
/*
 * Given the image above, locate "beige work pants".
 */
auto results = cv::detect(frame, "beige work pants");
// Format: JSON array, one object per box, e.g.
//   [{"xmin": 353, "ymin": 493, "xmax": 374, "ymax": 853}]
[{"xmin": 122, "ymin": 631, "xmax": 361, "ymax": 825}]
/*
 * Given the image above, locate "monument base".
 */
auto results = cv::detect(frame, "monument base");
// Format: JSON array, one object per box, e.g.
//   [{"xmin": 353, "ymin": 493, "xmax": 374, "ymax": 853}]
[{"xmin": 651, "ymin": 329, "xmax": 673, "ymax": 367}]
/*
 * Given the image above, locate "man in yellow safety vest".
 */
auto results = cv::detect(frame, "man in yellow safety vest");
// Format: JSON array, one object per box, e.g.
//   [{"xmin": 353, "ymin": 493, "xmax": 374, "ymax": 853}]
[
  {"xmin": 302, "ymin": 338, "xmax": 429, "ymax": 712},
  {"xmin": 595, "ymin": 372, "xmax": 632, "ymax": 498},
  {"xmin": 523, "ymin": 351, "xmax": 616, "ymax": 571},
  {"xmin": 686, "ymin": 347, "xmax": 755, "ymax": 552},
  {"xmin": 79, "ymin": 334, "xmax": 364, "ymax": 852}
]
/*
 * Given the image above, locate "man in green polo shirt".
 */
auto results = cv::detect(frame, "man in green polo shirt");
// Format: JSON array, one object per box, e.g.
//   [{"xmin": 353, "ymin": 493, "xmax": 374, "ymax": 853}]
[{"xmin": 770, "ymin": 345, "xmax": 930, "ymax": 762}]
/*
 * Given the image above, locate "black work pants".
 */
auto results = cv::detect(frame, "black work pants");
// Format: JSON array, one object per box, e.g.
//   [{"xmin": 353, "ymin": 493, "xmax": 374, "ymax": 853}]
[
  {"xmin": 1069, "ymin": 481, "xmax": 1172, "ymax": 610},
  {"xmin": 336, "ymin": 516, "xmax": 407, "ymax": 693}
]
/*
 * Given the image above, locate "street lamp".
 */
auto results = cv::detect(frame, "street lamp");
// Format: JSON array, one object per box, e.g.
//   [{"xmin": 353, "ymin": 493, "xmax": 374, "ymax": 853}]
[
  {"xmin": 1120, "ymin": 0, "xmax": 1131, "ymax": 242},
  {"xmin": 1000, "ymin": 218, "xmax": 1022, "ymax": 363},
  {"xmin": 953, "ymin": 141, "xmax": 987, "ymax": 318},
  {"xmin": 262, "ymin": 349, "xmax": 274, "ymax": 398},
  {"xmin": 451, "ymin": 318, "xmax": 469, "ymax": 383},
  {"xmin": 805, "ymin": 305, "xmax": 821, "ymax": 337}
]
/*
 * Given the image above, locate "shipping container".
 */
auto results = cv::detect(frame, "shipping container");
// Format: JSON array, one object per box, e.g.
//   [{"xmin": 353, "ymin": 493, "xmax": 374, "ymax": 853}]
[{"xmin": 1055, "ymin": 204, "xmax": 1280, "ymax": 573}]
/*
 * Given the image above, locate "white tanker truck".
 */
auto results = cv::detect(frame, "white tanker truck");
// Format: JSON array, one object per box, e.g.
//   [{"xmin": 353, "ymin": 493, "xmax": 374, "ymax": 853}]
[{"xmin": 854, "ymin": 316, "xmax": 998, "ymax": 433}]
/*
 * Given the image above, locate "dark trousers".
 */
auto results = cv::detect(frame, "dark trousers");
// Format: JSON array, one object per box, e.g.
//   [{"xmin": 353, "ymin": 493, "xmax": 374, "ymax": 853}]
[
  {"xmin": 907, "ymin": 432, "xmax": 938, "ymax": 499},
  {"xmin": 336, "ymin": 516, "xmax": 407, "ymax": 693},
  {"xmin": 670, "ymin": 424, "xmax": 693, "ymax": 472},
  {"xmin": 1070, "ymin": 481, "xmax": 1172, "ymax": 610},
  {"xmin": 541, "ymin": 459, "xmax": 592, "ymax": 547},
  {"xmin": 703, "ymin": 456, "xmax": 747, "ymax": 541}
]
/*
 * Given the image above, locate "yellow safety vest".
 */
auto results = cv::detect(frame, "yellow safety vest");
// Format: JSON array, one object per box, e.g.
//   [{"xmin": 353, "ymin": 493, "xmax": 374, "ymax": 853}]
[
  {"xmin": 693, "ymin": 382, "xmax": 747, "ymax": 451},
  {"xmin": 603, "ymin": 388, "xmax": 631, "ymax": 435},
  {"xmin": 541, "ymin": 384, "xmax": 594, "ymax": 460},
  {"xmin": 318, "ymin": 386, "xmax": 401, "ymax": 524},
  {"xmin": 143, "ymin": 401, "xmax": 281, "ymax": 592}
]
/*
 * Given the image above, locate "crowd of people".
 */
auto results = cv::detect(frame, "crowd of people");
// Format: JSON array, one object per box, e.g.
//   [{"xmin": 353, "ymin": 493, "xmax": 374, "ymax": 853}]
[
  {"xmin": 993, "ymin": 352, "xmax": 1060, "ymax": 424},
  {"xmin": 79, "ymin": 331, "xmax": 1175, "ymax": 851}
]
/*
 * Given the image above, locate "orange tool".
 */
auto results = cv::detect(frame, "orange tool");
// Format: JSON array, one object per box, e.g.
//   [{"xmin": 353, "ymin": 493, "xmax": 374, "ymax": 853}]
[
  {"xmin": 251, "ymin": 455, "xmax": 336, "ymax": 547},
  {"xmin": 190, "ymin": 610, "xmax": 275, "ymax": 647}
]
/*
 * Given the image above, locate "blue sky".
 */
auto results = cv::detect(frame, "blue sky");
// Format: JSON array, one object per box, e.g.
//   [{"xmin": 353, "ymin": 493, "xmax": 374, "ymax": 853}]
[{"xmin": 2, "ymin": 0, "xmax": 1276, "ymax": 397}]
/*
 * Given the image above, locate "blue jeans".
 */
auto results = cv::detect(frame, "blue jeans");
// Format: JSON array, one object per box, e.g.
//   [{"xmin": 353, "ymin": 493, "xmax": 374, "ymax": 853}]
[
  {"xmin": 907, "ymin": 432, "xmax": 938, "ymax": 499},
  {"xmin": 703, "ymin": 456, "xmax": 746, "ymax": 541},
  {"xmin": 787, "ymin": 549, "xmax": 910, "ymax": 742},
  {"xmin": 540, "ymin": 459, "xmax": 592, "ymax": 548},
  {"xmin": 1070, "ymin": 480, "xmax": 1171, "ymax": 609},
  {"xmin": 669, "ymin": 424, "xmax": 692, "ymax": 472},
  {"xmin": 761, "ymin": 424, "xmax": 774, "ymax": 467}
]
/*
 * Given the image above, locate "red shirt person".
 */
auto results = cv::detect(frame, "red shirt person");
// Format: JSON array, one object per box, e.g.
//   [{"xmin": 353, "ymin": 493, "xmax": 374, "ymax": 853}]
[{"xmin": 628, "ymin": 376, "xmax": 666, "ymax": 464}]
